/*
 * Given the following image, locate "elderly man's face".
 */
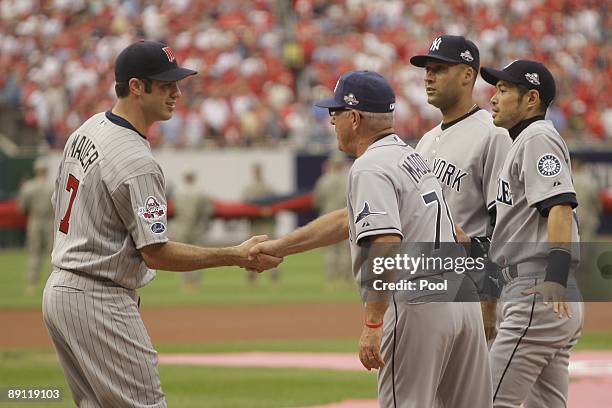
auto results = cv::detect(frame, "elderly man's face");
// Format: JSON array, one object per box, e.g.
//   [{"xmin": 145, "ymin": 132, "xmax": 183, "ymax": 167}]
[{"xmin": 329, "ymin": 108, "xmax": 358, "ymax": 154}]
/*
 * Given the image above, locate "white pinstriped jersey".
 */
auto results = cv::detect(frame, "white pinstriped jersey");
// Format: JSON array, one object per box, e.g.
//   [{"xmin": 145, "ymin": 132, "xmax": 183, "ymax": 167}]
[
  {"xmin": 51, "ymin": 111, "xmax": 169, "ymax": 289},
  {"xmin": 416, "ymin": 109, "xmax": 511, "ymax": 237}
]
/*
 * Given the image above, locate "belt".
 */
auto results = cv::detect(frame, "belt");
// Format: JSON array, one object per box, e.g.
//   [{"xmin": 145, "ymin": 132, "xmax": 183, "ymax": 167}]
[
  {"xmin": 499, "ymin": 260, "xmax": 548, "ymax": 285},
  {"xmin": 500, "ymin": 264, "xmax": 518, "ymax": 285}
]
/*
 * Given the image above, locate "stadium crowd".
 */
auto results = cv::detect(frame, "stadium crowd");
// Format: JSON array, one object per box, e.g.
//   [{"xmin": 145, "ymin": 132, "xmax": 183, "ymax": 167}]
[{"xmin": 0, "ymin": 0, "xmax": 610, "ymax": 150}]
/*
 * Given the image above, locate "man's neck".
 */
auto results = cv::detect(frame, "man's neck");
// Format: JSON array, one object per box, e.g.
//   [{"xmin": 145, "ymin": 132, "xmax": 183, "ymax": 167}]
[
  {"xmin": 440, "ymin": 94, "xmax": 475, "ymax": 124},
  {"xmin": 355, "ymin": 127, "xmax": 395, "ymax": 157},
  {"xmin": 111, "ymin": 99, "xmax": 149, "ymax": 135}
]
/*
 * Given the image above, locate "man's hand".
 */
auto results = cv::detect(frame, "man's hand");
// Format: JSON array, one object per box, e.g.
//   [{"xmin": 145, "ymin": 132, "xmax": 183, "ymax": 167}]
[
  {"xmin": 359, "ymin": 325, "xmax": 385, "ymax": 371},
  {"xmin": 248, "ymin": 238, "xmax": 285, "ymax": 260},
  {"xmin": 480, "ymin": 298, "xmax": 497, "ymax": 341},
  {"xmin": 522, "ymin": 281, "xmax": 572, "ymax": 318},
  {"xmin": 235, "ymin": 235, "xmax": 283, "ymax": 272}
]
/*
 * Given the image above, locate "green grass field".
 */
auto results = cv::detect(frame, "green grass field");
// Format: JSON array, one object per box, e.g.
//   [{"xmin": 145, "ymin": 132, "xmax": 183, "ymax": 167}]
[
  {"xmin": 0, "ymin": 248, "xmax": 359, "ymax": 309},
  {"xmin": 1, "ymin": 248, "xmax": 611, "ymax": 407}
]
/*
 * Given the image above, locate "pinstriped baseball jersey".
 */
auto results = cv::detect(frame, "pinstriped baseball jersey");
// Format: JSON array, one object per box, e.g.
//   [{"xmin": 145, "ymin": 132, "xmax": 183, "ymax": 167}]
[
  {"xmin": 490, "ymin": 119, "xmax": 579, "ymax": 266},
  {"xmin": 416, "ymin": 109, "xmax": 511, "ymax": 237},
  {"xmin": 51, "ymin": 111, "xmax": 169, "ymax": 289}
]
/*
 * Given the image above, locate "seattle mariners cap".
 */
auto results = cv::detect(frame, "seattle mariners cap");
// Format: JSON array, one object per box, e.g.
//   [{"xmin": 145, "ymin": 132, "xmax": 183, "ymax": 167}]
[
  {"xmin": 314, "ymin": 70, "xmax": 396, "ymax": 113},
  {"xmin": 480, "ymin": 60, "xmax": 556, "ymax": 106},
  {"xmin": 115, "ymin": 40, "xmax": 197, "ymax": 82},
  {"xmin": 410, "ymin": 35, "xmax": 480, "ymax": 71}
]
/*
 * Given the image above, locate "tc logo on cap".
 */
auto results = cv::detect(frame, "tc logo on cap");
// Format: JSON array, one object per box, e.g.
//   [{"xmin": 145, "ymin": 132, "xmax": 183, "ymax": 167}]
[
  {"xmin": 162, "ymin": 46, "xmax": 176, "ymax": 62},
  {"xmin": 525, "ymin": 73, "xmax": 540, "ymax": 86},
  {"xmin": 430, "ymin": 37, "xmax": 442, "ymax": 51}
]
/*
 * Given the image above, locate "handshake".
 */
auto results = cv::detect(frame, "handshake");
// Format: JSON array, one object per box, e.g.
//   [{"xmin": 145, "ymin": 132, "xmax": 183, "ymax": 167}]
[{"xmin": 234, "ymin": 235, "xmax": 285, "ymax": 273}]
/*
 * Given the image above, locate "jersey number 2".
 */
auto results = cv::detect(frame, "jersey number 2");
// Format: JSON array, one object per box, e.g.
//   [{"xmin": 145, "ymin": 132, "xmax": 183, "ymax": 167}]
[{"xmin": 59, "ymin": 174, "xmax": 80, "ymax": 234}]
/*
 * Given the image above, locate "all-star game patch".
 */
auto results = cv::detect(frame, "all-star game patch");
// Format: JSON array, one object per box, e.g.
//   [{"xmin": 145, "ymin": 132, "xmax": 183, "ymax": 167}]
[
  {"xmin": 137, "ymin": 196, "xmax": 167, "ymax": 220},
  {"xmin": 537, "ymin": 154, "xmax": 562, "ymax": 177}
]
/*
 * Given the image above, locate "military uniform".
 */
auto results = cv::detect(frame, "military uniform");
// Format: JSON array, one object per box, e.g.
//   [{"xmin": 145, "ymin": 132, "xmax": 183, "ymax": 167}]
[
  {"xmin": 17, "ymin": 169, "xmax": 54, "ymax": 291},
  {"xmin": 313, "ymin": 159, "xmax": 352, "ymax": 282}
]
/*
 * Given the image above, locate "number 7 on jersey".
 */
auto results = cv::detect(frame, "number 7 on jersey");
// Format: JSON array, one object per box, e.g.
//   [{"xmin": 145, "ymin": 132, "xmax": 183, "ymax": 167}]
[{"xmin": 59, "ymin": 174, "xmax": 80, "ymax": 234}]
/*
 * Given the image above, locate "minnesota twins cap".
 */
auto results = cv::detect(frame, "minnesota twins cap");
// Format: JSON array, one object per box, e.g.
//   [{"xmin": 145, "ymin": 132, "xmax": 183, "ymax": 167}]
[
  {"xmin": 115, "ymin": 40, "xmax": 197, "ymax": 82},
  {"xmin": 480, "ymin": 59, "xmax": 556, "ymax": 106},
  {"xmin": 410, "ymin": 35, "xmax": 480, "ymax": 71},
  {"xmin": 314, "ymin": 70, "xmax": 396, "ymax": 113}
]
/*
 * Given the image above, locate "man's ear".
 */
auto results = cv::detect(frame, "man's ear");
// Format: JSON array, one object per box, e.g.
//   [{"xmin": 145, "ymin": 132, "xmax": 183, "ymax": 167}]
[
  {"xmin": 128, "ymin": 78, "xmax": 143, "ymax": 96},
  {"xmin": 527, "ymin": 89, "xmax": 542, "ymax": 111},
  {"xmin": 351, "ymin": 110, "xmax": 362, "ymax": 131}
]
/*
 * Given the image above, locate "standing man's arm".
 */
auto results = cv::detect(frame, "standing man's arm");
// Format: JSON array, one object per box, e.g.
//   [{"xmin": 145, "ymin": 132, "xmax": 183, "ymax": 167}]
[
  {"xmin": 359, "ymin": 233, "xmax": 400, "ymax": 371},
  {"xmin": 248, "ymin": 207, "xmax": 349, "ymax": 258},
  {"xmin": 140, "ymin": 235, "xmax": 281, "ymax": 272}
]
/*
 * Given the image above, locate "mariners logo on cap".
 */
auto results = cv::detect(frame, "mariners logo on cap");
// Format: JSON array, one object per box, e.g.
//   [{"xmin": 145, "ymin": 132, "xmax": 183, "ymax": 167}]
[
  {"xmin": 537, "ymin": 154, "xmax": 562, "ymax": 177},
  {"xmin": 525, "ymin": 73, "xmax": 540, "ymax": 86},
  {"xmin": 344, "ymin": 93, "xmax": 359, "ymax": 106},
  {"xmin": 460, "ymin": 50, "xmax": 474, "ymax": 62}
]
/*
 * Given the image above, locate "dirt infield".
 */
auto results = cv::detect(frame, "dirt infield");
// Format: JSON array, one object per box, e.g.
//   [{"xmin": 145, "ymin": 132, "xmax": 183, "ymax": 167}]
[{"xmin": 0, "ymin": 302, "xmax": 609, "ymax": 349}]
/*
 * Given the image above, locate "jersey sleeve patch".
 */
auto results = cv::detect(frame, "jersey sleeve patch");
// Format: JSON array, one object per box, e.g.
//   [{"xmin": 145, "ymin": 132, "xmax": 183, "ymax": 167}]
[
  {"xmin": 537, "ymin": 153, "xmax": 562, "ymax": 177},
  {"xmin": 137, "ymin": 196, "xmax": 167, "ymax": 220}
]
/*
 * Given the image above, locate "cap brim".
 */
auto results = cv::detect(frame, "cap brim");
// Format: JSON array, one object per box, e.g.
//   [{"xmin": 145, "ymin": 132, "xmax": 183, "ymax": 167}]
[
  {"xmin": 314, "ymin": 97, "xmax": 345, "ymax": 110},
  {"xmin": 148, "ymin": 67, "xmax": 197, "ymax": 81},
  {"xmin": 480, "ymin": 67, "xmax": 518, "ymax": 86},
  {"xmin": 410, "ymin": 54, "xmax": 461, "ymax": 67}
]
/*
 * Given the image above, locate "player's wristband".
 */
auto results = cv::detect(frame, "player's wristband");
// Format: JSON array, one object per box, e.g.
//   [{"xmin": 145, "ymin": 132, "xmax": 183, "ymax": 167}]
[
  {"xmin": 365, "ymin": 321, "xmax": 384, "ymax": 329},
  {"xmin": 544, "ymin": 248, "xmax": 571, "ymax": 287}
]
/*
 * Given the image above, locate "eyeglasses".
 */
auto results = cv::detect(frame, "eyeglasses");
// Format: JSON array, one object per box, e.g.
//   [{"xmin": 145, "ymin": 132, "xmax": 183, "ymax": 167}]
[{"xmin": 328, "ymin": 108, "xmax": 350, "ymax": 117}]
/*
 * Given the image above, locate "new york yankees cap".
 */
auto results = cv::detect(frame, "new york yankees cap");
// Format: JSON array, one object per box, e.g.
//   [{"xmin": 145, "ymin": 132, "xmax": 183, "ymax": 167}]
[
  {"xmin": 480, "ymin": 59, "xmax": 556, "ymax": 106},
  {"xmin": 115, "ymin": 40, "xmax": 197, "ymax": 82},
  {"xmin": 410, "ymin": 35, "xmax": 480, "ymax": 71},
  {"xmin": 314, "ymin": 70, "xmax": 396, "ymax": 113}
]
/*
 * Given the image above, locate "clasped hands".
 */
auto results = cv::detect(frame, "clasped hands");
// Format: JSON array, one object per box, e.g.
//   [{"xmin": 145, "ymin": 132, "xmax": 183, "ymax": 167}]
[{"xmin": 235, "ymin": 235, "xmax": 284, "ymax": 273}]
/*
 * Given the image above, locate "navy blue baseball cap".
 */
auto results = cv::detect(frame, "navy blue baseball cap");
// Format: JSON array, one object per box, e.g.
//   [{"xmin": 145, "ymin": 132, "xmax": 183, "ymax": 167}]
[
  {"xmin": 410, "ymin": 35, "xmax": 480, "ymax": 71},
  {"xmin": 480, "ymin": 60, "xmax": 556, "ymax": 106},
  {"xmin": 115, "ymin": 40, "xmax": 197, "ymax": 82},
  {"xmin": 314, "ymin": 70, "xmax": 396, "ymax": 113}
]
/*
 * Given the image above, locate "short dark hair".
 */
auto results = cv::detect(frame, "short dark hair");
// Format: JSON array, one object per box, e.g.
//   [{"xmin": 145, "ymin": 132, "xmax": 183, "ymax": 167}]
[
  {"xmin": 517, "ymin": 84, "xmax": 547, "ymax": 113},
  {"xmin": 114, "ymin": 78, "xmax": 153, "ymax": 98}
]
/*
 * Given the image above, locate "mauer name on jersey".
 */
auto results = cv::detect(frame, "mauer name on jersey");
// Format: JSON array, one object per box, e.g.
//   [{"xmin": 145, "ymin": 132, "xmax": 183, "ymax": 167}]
[
  {"xmin": 431, "ymin": 158, "xmax": 468, "ymax": 192},
  {"xmin": 401, "ymin": 152, "xmax": 432, "ymax": 184},
  {"xmin": 69, "ymin": 134, "xmax": 99, "ymax": 173},
  {"xmin": 496, "ymin": 178, "xmax": 513, "ymax": 205}
]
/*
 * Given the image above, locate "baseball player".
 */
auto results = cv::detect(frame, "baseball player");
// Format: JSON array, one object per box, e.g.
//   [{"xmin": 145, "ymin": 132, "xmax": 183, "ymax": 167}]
[
  {"xmin": 17, "ymin": 157, "xmax": 54, "ymax": 295},
  {"xmin": 251, "ymin": 71, "xmax": 492, "ymax": 407},
  {"xmin": 410, "ymin": 35, "xmax": 512, "ymax": 340},
  {"xmin": 41, "ymin": 40, "xmax": 281, "ymax": 408},
  {"xmin": 480, "ymin": 60, "xmax": 584, "ymax": 407}
]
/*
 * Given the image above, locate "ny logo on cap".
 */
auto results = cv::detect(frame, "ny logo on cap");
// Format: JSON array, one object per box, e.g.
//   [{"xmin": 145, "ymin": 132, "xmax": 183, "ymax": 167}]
[
  {"xmin": 430, "ymin": 37, "xmax": 442, "ymax": 52},
  {"xmin": 525, "ymin": 73, "xmax": 540, "ymax": 86},
  {"xmin": 162, "ymin": 46, "xmax": 176, "ymax": 62}
]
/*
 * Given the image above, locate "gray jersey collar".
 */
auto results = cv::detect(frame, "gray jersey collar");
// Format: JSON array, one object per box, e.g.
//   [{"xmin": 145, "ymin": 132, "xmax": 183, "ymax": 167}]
[{"xmin": 366, "ymin": 134, "xmax": 407, "ymax": 152}]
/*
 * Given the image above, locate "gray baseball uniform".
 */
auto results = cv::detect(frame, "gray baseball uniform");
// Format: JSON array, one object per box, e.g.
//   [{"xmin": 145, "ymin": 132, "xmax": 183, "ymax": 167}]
[
  {"xmin": 416, "ymin": 108, "xmax": 511, "ymax": 237},
  {"xmin": 489, "ymin": 118, "xmax": 584, "ymax": 407},
  {"xmin": 347, "ymin": 134, "xmax": 492, "ymax": 408},
  {"xmin": 42, "ymin": 111, "xmax": 169, "ymax": 407}
]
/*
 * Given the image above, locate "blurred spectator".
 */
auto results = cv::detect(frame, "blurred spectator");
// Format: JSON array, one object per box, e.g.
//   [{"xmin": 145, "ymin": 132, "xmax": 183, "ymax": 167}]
[{"xmin": 0, "ymin": 0, "xmax": 609, "ymax": 149}]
